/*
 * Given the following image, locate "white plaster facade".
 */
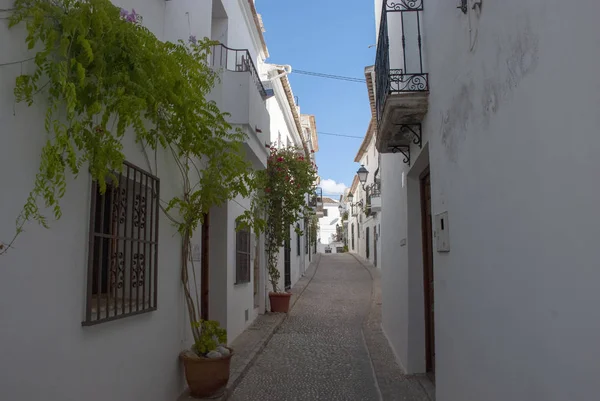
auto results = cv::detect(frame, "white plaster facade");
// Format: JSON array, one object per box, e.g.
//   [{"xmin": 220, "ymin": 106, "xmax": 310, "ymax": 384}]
[
  {"xmin": 348, "ymin": 118, "xmax": 381, "ymax": 266},
  {"xmin": 372, "ymin": 0, "xmax": 600, "ymax": 400},
  {"xmin": 0, "ymin": 0, "xmax": 316, "ymax": 400},
  {"xmin": 316, "ymin": 198, "xmax": 341, "ymax": 253}
]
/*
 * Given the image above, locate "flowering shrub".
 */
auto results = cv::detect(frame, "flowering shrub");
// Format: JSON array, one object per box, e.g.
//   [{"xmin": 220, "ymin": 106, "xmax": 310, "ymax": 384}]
[{"xmin": 238, "ymin": 146, "xmax": 317, "ymax": 292}]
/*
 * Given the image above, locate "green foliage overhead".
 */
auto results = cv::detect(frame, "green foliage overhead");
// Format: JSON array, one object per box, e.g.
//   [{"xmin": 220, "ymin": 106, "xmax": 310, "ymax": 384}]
[
  {"xmin": 5, "ymin": 0, "xmax": 251, "ymax": 250},
  {"xmin": 5, "ymin": 0, "xmax": 260, "ymax": 346}
]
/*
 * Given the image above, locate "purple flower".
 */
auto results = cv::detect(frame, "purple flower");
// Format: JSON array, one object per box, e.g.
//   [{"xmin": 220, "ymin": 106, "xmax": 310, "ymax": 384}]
[
  {"xmin": 127, "ymin": 9, "xmax": 138, "ymax": 22},
  {"xmin": 121, "ymin": 8, "xmax": 140, "ymax": 24},
  {"xmin": 189, "ymin": 35, "xmax": 197, "ymax": 45}
]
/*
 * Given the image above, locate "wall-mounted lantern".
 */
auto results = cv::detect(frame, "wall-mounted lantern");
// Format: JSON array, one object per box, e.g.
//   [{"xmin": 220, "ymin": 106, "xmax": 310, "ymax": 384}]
[{"xmin": 356, "ymin": 165, "xmax": 369, "ymax": 190}]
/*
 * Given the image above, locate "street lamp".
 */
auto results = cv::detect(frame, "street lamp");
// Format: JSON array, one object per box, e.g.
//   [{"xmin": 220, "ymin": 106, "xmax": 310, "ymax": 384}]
[
  {"xmin": 357, "ymin": 164, "xmax": 369, "ymax": 190},
  {"xmin": 347, "ymin": 192, "xmax": 354, "ymax": 203}
]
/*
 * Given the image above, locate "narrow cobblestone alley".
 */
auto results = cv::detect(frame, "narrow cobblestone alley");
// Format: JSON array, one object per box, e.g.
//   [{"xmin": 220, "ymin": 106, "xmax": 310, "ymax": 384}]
[{"xmin": 229, "ymin": 254, "xmax": 432, "ymax": 401}]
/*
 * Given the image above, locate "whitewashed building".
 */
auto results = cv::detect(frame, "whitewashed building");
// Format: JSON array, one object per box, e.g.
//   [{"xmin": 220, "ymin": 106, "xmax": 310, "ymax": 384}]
[
  {"xmin": 316, "ymin": 197, "xmax": 343, "ymax": 253},
  {"xmin": 350, "ymin": 115, "xmax": 382, "ymax": 266},
  {"xmin": 372, "ymin": 0, "xmax": 600, "ymax": 400},
  {"xmin": 0, "ymin": 1, "xmax": 316, "ymax": 400}
]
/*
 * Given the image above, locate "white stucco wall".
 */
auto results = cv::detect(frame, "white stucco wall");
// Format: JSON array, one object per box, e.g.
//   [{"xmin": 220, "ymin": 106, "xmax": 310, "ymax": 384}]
[
  {"xmin": 0, "ymin": 0, "xmax": 269, "ymax": 399},
  {"xmin": 317, "ymin": 203, "xmax": 341, "ymax": 248},
  {"xmin": 0, "ymin": 2, "xmax": 187, "ymax": 400},
  {"xmin": 379, "ymin": 1, "xmax": 600, "ymax": 400},
  {"xmin": 357, "ymin": 137, "xmax": 381, "ymax": 265},
  {"xmin": 266, "ymin": 81, "xmax": 302, "ymax": 149}
]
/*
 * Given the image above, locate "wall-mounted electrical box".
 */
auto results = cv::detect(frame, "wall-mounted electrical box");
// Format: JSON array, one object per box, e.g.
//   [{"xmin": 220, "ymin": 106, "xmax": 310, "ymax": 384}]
[
  {"xmin": 434, "ymin": 212, "xmax": 450, "ymax": 252},
  {"xmin": 191, "ymin": 244, "xmax": 202, "ymax": 261}
]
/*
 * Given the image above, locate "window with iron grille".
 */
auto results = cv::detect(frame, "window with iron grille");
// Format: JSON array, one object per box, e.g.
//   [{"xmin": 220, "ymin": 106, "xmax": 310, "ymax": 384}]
[
  {"xmin": 236, "ymin": 223, "xmax": 251, "ymax": 284},
  {"xmin": 84, "ymin": 161, "xmax": 160, "ymax": 326},
  {"xmin": 351, "ymin": 223, "xmax": 355, "ymax": 250},
  {"xmin": 304, "ymin": 219, "xmax": 309, "ymax": 255},
  {"xmin": 323, "ymin": 208, "xmax": 328, "ymax": 217}
]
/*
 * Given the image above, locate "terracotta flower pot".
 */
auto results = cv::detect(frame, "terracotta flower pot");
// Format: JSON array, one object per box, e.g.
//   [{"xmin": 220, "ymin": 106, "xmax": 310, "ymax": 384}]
[
  {"xmin": 180, "ymin": 347, "xmax": 234, "ymax": 398},
  {"xmin": 269, "ymin": 292, "xmax": 292, "ymax": 313}
]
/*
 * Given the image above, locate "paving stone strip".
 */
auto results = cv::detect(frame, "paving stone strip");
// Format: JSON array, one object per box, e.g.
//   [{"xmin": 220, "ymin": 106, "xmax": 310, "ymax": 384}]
[
  {"xmin": 225, "ymin": 254, "xmax": 323, "ymax": 398},
  {"xmin": 229, "ymin": 254, "xmax": 379, "ymax": 401},
  {"xmin": 350, "ymin": 253, "xmax": 435, "ymax": 401}
]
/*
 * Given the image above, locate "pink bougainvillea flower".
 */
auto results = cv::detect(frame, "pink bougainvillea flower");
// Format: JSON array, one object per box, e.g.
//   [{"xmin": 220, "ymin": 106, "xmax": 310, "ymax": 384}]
[
  {"xmin": 277, "ymin": 157, "xmax": 284, "ymax": 162},
  {"xmin": 120, "ymin": 8, "xmax": 128, "ymax": 18}
]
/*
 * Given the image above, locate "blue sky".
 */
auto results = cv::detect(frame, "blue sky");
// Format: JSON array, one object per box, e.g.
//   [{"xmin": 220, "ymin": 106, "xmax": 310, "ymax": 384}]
[{"xmin": 258, "ymin": 0, "xmax": 376, "ymax": 197}]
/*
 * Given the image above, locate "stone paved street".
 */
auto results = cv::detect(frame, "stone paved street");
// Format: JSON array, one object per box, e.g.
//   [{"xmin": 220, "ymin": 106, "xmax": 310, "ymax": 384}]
[{"xmin": 229, "ymin": 254, "xmax": 433, "ymax": 401}]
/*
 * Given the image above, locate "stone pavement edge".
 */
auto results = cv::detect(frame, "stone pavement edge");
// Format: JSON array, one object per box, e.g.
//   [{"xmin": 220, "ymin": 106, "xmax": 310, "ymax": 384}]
[
  {"xmin": 178, "ymin": 254, "xmax": 322, "ymax": 401},
  {"xmin": 351, "ymin": 253, "xmax": 435, "ymax": 401}
]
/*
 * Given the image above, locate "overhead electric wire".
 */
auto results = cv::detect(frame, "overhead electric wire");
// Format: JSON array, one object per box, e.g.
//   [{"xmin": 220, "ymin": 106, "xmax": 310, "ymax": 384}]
[
  {"xmin": 293, "ymin": 69, "xmax": 366, "ymax": 83},
  {"xmin": 317, "ymin": 131, "xmax": 364, "ymax": 139}
]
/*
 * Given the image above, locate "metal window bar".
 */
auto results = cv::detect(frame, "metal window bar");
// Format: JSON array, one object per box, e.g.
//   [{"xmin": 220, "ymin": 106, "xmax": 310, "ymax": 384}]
[
  {"xmin": 296, "ymin": 224, "xmax": 301, "ymax": 256},
  {"xmin": 83, "ymin": 162, "xmax": 160, "ymax": 326},
  {"xmin": 375, "ymin": 0, "xmax": 429, "ymax": 123},
  {"xmin": 209, "ymin": 43, "xmax": 268, "ymax": 100},
  {"xmin": 304, "ymin": 218, "xmax": 309, "ymax": 255},
  {"xmin": 235, "ymin": 225, "xmax": 251, "ymax": 284}
]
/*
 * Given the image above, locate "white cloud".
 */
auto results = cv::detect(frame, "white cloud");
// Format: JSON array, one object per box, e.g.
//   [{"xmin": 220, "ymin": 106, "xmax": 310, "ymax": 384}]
[{"xmin": 320, "ymin": 179, "xmax": 347, "ymax": 195}]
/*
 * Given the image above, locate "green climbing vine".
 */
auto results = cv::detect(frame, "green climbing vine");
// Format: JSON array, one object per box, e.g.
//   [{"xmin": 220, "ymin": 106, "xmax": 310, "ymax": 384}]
[{"xmin": 4, "ymin": 0, "xmax": 255, "ymax": 351}]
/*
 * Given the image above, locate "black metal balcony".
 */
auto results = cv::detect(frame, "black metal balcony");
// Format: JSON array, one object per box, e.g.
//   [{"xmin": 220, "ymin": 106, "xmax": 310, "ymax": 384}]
[
  {"xmin": 210, "ymin": 44, "xmax": 268, "ymax": 100},
  {"xmin": 309, "ymin": 188, "xmax": 323, "ymax": 217},
  {"xmin": 375, "ymin": 1, "xmax": 429, "ymax": 154}
]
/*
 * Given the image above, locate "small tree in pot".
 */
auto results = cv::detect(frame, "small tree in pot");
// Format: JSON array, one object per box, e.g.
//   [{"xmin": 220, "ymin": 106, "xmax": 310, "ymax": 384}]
[{"xmin": 239, "ymin": 146, "xmax": 317, "ymax": 312}]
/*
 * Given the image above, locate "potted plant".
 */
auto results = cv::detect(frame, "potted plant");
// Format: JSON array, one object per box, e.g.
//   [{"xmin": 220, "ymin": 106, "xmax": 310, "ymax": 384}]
[
  {"xmin": 238, "ymin": 146, "xmax": 318, "ymax": 313},
  {"xmin": 6, "ymin": 1, "xmax": 256, "ymax": 397},
  {"xmin": 180, "ymin": 320, "xmax": 233, "ymax": 398}
]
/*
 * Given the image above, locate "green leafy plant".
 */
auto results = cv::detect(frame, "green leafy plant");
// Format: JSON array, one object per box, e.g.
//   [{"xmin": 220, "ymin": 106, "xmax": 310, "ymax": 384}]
[
  {"xmin": 238, "ymin": 146, "xmax": 317, "ymax": 293},
  {"xmin": 5, "ymin": 0, "xmax": 255, "ymax": 346},
  {"xmin": 192, "ymin": 320, "xmax": 227, "ymax": 356}
]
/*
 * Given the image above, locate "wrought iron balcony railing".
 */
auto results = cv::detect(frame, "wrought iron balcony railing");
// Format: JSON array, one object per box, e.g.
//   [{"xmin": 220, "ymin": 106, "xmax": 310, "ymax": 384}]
[
  {"xmin": 364, "ymin": 181, "xmax": 382, "ymax": 216},
  {"xmin": 375, "ymin": 0, "xmax": 429, "ymax": 123},
  {"xmin": 210, "ymin": 44, "xmax": 268, "ymax": 100},
  {"xmin": 309, "ymin": 188, "xmax": 323, "ymax": 210}
]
